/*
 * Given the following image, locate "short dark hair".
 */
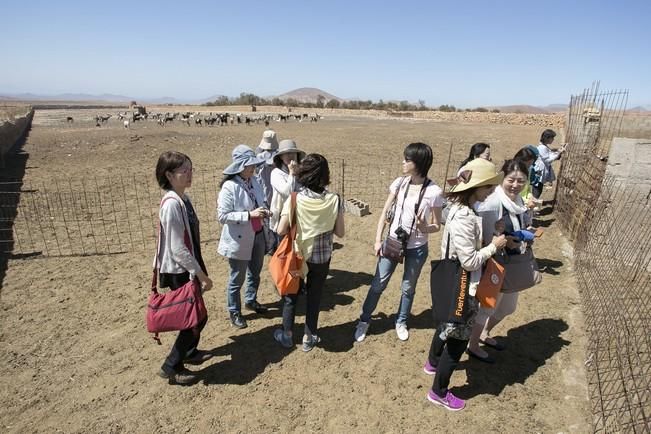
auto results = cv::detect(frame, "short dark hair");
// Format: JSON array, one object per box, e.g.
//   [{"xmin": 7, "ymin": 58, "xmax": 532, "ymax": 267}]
[
  {"xmin": 404, "ymin": 142, "xmax": 433, "ymax": 177},
  {"xmin": 513, "ymin": 147, "xmax": 537, "ymax": 164},
  {"xmin": 459, "ymin": 142, "xmax": 490, "ymax": 168},
  {"xmin": 274, "ymin": 152, "xmax": 303, "ymax": 169},
  {"xmin": 156, "ymin": 151, "xmax": 191, "ymax": 190},
  {"xmin": 296, "ymin": 153, "xmax": 330, "ymax": 193},
  {"xmin": 500, "ymin": 159, "xmax": 528, "ymax": 177},
  {"xmin": 445, "ymin": 189, "xmax": 476, "ymax": 207},
  {"xmin": 540, "ymin": 129, "xmax": 556, "ymax": 144}
]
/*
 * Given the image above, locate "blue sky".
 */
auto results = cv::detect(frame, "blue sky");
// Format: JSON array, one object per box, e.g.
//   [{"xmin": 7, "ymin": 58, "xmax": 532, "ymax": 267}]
[{"xmin": 1, "ymin": 0, "xmax": 650, "ymax": 107}]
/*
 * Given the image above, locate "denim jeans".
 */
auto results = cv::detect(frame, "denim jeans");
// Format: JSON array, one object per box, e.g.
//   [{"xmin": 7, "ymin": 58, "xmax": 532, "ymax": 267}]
[
  {"xmin": 226, "ymin": 231, "xmax": 265, "ymax": 313},
  {"xmin": 281, "ymin": 261, "xmax": 330, "ymax": 337},
  {"xmin": 360, "ymin": 243, "xmax": 428, "ymax": 325}
]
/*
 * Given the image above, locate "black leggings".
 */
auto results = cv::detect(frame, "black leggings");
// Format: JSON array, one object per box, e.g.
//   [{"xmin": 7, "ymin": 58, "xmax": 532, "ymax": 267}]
[
  {"xmin": 428, "ymin": 333, "xmax": 469, "ymax": 396},
  {"xmin": 160, "ymin": 273, "xmax": 208, "ymax": 375}
]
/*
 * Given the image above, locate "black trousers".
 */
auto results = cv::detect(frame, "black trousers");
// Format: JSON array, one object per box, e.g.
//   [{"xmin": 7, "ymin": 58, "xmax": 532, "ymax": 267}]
[
  {"xmin": 160, "ymin": 274, "xmax": 208, "ymax": 375},
  {"xmin": 281, "ymin": 261, "xmax": 330, "ymax": 336},
  {"xmin": 428, "ymin": 333, "xmax": 469, "ymax": 396},
  {"xmin": 531, "ymin": 183, "xmax": 543, "ymax": 199}
]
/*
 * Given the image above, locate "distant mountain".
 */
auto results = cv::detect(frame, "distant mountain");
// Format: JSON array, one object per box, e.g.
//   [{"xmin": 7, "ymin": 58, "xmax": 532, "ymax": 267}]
[
  {"xmin": 628, "ymin": 105, "xmax": 651, "ymax": 113},
  {"xmin": 276, "ymin": 87, "xmax": 343, "ymax": 104},
  {"xmin": 0, "ymin": 92, "xmax": 134, "ymax": 102}
]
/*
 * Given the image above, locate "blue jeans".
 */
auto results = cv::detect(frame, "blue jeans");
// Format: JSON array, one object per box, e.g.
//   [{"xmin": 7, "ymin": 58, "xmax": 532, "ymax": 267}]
[
  {"xmin": 360, "ymin": 243, "xmax": 429, "ymax": 325},
  {"xmin": 226, "ymin": 231, "xmax": 265, "ymax": 313}
]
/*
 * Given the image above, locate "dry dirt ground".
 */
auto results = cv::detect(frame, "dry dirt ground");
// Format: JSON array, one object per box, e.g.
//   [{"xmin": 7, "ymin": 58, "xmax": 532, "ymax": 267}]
[{"xmin": 1, "ymin": 108, "xmax": 591, "ymax": 433}]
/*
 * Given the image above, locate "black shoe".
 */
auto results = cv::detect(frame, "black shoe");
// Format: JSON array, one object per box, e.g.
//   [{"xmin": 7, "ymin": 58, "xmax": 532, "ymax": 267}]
[
  {"xmin": 244, "ymin": 300, "xmax": 269, "ymax": 314},
  {"xmin": 466, "ymin": 349, "xmax": 495, "ymax": 364},
  {"xmin": 230, "ymin": 311, "xmax": 248, "ymax": 329},
  {"xmin": 158, "ymin": 368, "xmax": 198, "ymax": 385},
  {"xmin": 184, "ymin": 350, "xmax": 214, "ymax": 365}
]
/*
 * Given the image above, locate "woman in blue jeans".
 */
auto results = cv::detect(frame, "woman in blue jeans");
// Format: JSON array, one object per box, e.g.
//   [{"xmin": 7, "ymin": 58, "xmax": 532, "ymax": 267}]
[
  {"xmin": 218, "ymin": 144, "xmax": 270, "ymax": 329},
  {"xmin": 354, "ymin": 142, "xmax": 444, "ymax": 342}
]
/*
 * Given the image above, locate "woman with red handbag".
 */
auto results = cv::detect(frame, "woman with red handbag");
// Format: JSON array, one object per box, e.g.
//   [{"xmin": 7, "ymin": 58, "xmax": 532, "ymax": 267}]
[
  {"xmin": 155, "ymin": 151, "xmax": 213, "ymax": 385},
  {"xmin": 272, "ymin": 154, "xmax": 345, "ymax": 352}
]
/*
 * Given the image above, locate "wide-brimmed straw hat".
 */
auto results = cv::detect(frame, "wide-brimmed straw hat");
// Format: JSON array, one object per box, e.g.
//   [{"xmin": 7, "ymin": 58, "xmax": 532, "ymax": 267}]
[
  {"xmin": 449, "ymin": 158, "xmax": 503, "ymax": 192},
  {"xmin": 259, "ymin": 129, "xmax": 279, "ymax": 151},
  {"xmin": 223, "ymin": 144, "xmax": 266, "ymax": 175},
  {"xmin": 273, "ymin": 139, "xmax": 305, "ymax": 166}
]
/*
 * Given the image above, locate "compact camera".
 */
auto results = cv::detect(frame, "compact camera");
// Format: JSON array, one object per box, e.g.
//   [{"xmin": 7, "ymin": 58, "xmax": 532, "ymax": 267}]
[{"xmin": 394, "ymin": 226, "xmax": 410, "ymax": 244}]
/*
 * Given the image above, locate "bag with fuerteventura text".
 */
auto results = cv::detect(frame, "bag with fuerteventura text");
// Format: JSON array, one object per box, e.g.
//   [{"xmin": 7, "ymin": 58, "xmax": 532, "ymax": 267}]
[{"xmin": 430, "ymin": 232, "xmax": 473, "ymax": 324}]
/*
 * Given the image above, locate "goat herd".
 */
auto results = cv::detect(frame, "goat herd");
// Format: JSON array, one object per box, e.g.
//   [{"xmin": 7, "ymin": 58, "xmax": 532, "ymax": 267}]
[{"xmin": 64, "ymin": 111, "xmax": 323, "ymax": 129}]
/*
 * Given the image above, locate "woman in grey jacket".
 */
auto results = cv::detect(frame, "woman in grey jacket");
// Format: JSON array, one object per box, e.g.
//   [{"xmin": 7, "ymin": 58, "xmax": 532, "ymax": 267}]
[
  {"xmin": 155, "ymin": 151, "xmax": 213, "ymax": 386},
  {"xmin": 218, "ymin": 145, "xmax": 270, "ymax": 329}
]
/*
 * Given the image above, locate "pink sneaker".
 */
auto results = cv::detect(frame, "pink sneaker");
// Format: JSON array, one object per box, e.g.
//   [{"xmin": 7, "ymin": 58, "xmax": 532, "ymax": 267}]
[
  {"xmin": 427, "ymin": 390, "xmax": 465, "ymax": 411},
  {"xmin": 423, "ymin": 360, "xmax": 436, "ymax": 375}
]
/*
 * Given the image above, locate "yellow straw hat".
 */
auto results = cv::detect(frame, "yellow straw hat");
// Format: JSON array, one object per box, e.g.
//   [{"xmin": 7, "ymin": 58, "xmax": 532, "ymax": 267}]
[{"xmin": 449, "ymin": 158, "xmax": 503, "ymax": 192}]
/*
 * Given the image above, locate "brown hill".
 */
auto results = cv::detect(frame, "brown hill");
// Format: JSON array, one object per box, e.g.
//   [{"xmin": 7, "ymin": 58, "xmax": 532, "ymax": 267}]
[{"xmin": 276, "ymin": 87, "xmax": 343, "ymax": 104}]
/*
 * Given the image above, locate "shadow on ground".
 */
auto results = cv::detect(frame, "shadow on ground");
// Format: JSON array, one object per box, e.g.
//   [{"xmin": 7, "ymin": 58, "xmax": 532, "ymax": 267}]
[{"xmin": 454, "ymin": 318, "xmax": 570, "ymax": 399}]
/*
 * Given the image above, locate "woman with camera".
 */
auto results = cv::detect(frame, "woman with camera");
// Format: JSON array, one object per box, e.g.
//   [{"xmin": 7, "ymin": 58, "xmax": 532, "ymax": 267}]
[
  {"xmin": 354, "ymin": 142, "xmax": 444, "ymax": 342},
  {"xmin": 218, "ymin": 144, "xmax": 270, "ymax": 329}
]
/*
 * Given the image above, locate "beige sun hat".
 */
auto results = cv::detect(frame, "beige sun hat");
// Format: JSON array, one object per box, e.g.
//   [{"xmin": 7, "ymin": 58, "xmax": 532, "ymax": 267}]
[
  {"xmin": 272, "ymin": 139, "xmax": 306, "ymax": 167},
  {"xmin": 449, "ymin": 158, "xmax": 503, "ymax": 192},
  {"xmin": 259, "ymin": 129, "xmax": 279, "ymax": 151}
]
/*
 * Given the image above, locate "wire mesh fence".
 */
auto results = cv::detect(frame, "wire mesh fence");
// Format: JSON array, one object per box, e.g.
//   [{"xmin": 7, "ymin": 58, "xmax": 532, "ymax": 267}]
[
  {"xmin": 555, "ymin": 84, "xmax": 651, "ymax": 433},
  {"xmin": 0, "ymin": 149, "xmax": 462, "ymax": 257}
]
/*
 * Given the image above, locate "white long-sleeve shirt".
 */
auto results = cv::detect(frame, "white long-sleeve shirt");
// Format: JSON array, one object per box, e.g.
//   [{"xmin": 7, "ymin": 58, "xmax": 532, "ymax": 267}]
[{"xmin": 269, "ymin": 167, "xmax": 296, "ymax": 231}]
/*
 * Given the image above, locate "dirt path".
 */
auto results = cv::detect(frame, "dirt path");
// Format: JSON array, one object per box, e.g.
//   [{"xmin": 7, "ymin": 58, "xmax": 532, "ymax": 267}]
[{"xmin": 0, "ymin": 111, "xmax": 591, "ymax": 432}]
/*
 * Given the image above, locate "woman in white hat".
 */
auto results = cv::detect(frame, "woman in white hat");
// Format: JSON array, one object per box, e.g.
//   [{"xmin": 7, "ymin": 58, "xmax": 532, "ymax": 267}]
[
  {"xmin": 256, "ymin": 129, "xmax": 279, "ymax": 207},
  {"xmin": 269, "ymin": 139, "xmax": 306, "ymax": 233},
  {"xmin": 423, "ymin": 158, "xmax": 507, "ymax": 412},
  {"xmin": 218, "ymin": 145, "xmax": 271, "ymax": 329}
]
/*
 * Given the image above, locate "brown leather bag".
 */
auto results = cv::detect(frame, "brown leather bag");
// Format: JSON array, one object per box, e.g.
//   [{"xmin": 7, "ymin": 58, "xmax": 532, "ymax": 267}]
[{"xmin": 381, "ymin": 236, "xmax": 405, "ymax": 263}]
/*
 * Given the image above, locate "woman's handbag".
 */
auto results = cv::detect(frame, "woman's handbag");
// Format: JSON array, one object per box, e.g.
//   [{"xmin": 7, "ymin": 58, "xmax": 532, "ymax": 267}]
[
  {"xmin": 146, "ymin": 197, "xmax": 207, "ymax": 344},
  {"xmin": 495, "ymin": 247, "xmax": 542, "ymax": 293},
  {"xmin": 381, "ymin": 236, "xmax": 406, "ymax": 263},
  {"xmin": 475, "ymin": 257, "xmax": 505, "ymax": 308},
  {"xmin": 269, "ymin": 193, "xmax": 304, "ymax": 296},
  {"xmin": 430, "ymin": 233, "xmax": 473, "ymax": 324}
]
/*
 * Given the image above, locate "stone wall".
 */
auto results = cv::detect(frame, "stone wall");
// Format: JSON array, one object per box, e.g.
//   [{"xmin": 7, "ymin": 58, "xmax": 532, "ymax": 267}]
[
  {"xmin": 607, "ymin": 137, "xmax": 651, "ymax": 186},
  {"xmin": 0, "ymin": 107, "xmax": 34, "ymax": 168}
]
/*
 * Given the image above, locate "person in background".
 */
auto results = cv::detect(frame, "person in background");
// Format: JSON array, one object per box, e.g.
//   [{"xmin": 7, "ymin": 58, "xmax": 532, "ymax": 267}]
[
  {"xmin": 273, "ymin": 154, "xmax": 345, "ymax": 352},
  {"xmin": 354, "ymin": 142, "xmax": 444, "ymax": 343},
  {"xmin": 424, "ymin": 158, "xmax": 506, "ymax": 411},
  {"xmin": 533, "ymin": 129, "xmax": 566, "ymax": 199},
  {"xmin": 256, "ymin": 129, "xmax": 279, "ymax": 207},
  {"xmin": 513, "ymin": 146, "xmax": 541, "ymax": 213},
  {"xmin": 457, "ymin": 142, "xmax": 491, "ymax": 175},
  {"xmin": 218, "ymin": 145, "xmax": 270, "ymax": 329},
  {"xmin": 155, "ymin": 151, "xmax": 213, "ymax": 386}
]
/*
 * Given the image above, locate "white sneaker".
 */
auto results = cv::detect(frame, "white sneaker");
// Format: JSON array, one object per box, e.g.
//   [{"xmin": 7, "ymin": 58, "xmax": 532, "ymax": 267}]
[
  {"xmin": 395, "ymin": 323, "xmax": 409, "ymax": 341},
  {"xmin": 354, "ymin": 321, "xmax": 369, "ymax": 342}
]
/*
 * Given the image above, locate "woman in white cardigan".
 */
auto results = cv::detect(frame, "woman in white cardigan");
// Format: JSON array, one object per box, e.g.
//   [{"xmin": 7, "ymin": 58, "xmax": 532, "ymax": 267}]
[
  {"xmin": 269, "ymin": 139, "xmax": 305, "ymax": 232},
  {"xmin": 218, "ymin": 145, "xmax": 270, "ymax": 329},
  {"xmin": 424, "ymin": 158, "xmax": 506, "ymax": 411},
  {"xmin": 155, "ymin": 151, "xmax": 213, "ymax": 386}
]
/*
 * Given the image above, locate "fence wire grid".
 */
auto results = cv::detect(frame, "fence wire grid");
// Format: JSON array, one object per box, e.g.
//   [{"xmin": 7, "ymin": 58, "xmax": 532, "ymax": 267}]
[
  {"xmin": 0, "ymin": 149, "xmax": 462, "ymax": 257},
  {"xmin": 555, "ymin": 83, "xmax": 650, "ymax": 433}
]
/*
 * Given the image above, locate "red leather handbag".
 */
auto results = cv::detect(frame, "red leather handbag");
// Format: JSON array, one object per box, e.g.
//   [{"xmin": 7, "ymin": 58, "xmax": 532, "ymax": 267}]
[{"xmin": 146, "ymin": 197, "xmax": 207, "ymax": 344}]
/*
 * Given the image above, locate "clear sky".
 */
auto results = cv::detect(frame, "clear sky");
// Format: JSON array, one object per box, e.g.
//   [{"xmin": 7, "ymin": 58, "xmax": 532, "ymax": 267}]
[{"xmin": 1, "ymin": 0, "xmax": 650, "ymax": 107}]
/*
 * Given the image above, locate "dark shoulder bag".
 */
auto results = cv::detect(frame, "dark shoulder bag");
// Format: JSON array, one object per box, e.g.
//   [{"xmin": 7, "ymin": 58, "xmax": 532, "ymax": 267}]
[{"xmin": 430, "ymin": 213, "xmax": 472, "ymax": 324}]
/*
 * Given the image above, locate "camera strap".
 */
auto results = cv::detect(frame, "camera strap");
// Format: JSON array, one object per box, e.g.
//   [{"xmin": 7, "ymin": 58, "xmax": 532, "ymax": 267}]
[{"xmin": 391, "ymin": 177, "xmax": 430, "ymax": 242}]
